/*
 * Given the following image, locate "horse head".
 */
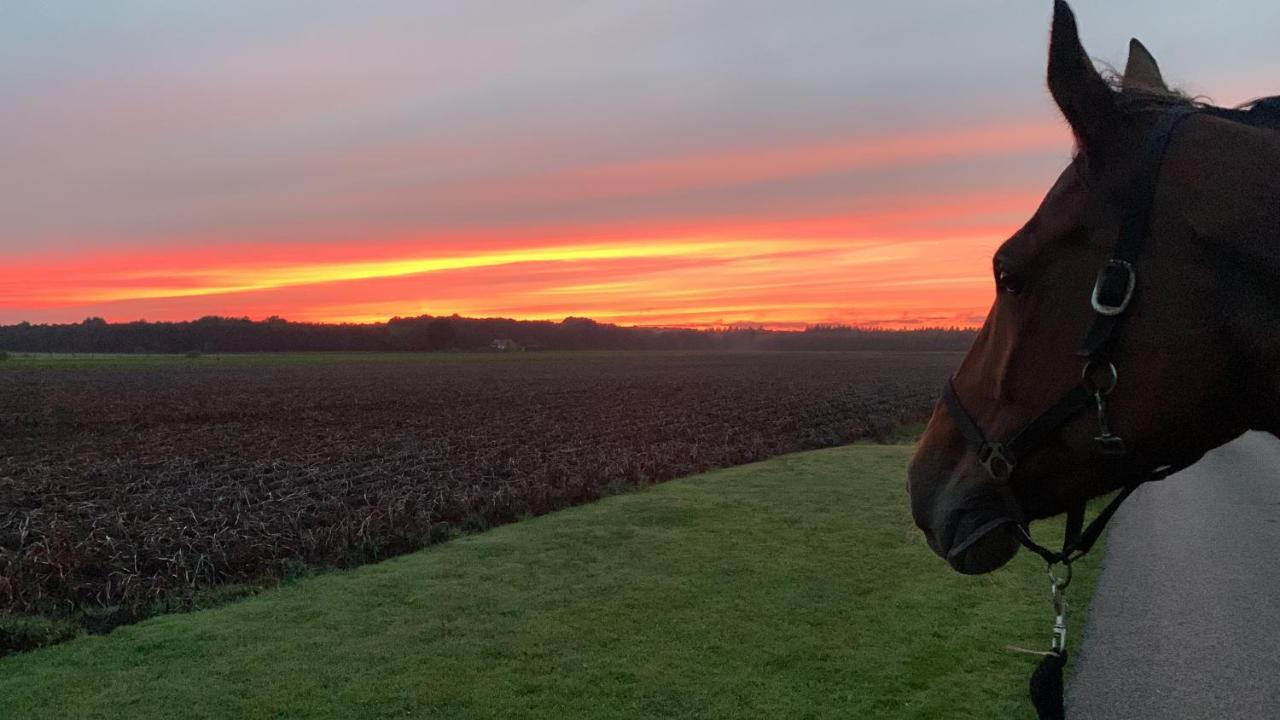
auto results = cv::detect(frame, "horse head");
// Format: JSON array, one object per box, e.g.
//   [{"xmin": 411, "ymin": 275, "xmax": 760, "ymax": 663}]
[{"xmin": 907, "ymin": 1, "xmax": 1280, "ymax": 574}]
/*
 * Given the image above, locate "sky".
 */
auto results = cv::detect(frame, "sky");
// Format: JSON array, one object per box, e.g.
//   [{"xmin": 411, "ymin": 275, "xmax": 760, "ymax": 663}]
[{"xmin": 2, "ymin": 1, "xmax": 1277, "ymax": 328}]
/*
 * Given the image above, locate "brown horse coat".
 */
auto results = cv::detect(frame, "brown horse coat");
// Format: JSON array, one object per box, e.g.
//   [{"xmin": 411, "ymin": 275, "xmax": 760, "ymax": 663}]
[{"xmin": 907, "ymin": 1, "xmax": 1280, "ymax": 574}]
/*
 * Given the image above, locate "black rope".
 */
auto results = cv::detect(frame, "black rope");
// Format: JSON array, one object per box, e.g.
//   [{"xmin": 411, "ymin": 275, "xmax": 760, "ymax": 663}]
[{"xmin": 1030, "ymin": 650, "xmax": 1069, "ymax": 720}]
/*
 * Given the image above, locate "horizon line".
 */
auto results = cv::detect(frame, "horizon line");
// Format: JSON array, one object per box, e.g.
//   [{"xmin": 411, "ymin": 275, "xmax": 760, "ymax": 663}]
[{"xmin": 1, "ymin": 312, "xmax": 982, "ymax": 334}]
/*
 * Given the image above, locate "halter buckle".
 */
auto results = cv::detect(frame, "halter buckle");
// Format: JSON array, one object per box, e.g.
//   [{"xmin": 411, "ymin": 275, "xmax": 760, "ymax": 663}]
[
  {"xmin": 1091, "ymin": 260, "xmax": 1136, "ymax": 316},
  {"xmin": 978, "ymin": 442, "xmax": 1016, "ymax": 481}
]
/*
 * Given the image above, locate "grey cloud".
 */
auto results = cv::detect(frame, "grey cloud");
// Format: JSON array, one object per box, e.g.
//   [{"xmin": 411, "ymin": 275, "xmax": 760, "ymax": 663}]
[{"xmin": 2, "ymin": 1, "xmax": 1277, "ymax": 255}]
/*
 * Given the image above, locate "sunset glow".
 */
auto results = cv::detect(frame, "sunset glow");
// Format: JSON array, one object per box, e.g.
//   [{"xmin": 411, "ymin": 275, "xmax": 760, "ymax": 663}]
[
  {"xmin": 4, "ymin": 2, "xmax": 1276, "ymax": 328},
  {"xmin": 2, "ymin": 183, "xmax": 1046, "ymax": 328}
]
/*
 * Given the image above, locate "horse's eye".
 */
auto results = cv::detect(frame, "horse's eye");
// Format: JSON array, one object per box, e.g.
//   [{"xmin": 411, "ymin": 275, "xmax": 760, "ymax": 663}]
[{"xmin": 994, "ymin": 263, "xmax": 1021, "ymax": 295}]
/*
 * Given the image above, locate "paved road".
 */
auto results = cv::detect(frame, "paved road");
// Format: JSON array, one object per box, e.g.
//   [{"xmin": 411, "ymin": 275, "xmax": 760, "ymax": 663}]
[{"xmin": 1067, "ymin": 431, "xmax": 1280, "ymax": 719}]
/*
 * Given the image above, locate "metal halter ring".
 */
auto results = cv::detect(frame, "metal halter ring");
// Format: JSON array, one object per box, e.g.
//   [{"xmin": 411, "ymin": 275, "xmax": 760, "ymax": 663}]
[
  {"xmin": 978, "ymin": 442, "xmax": 1015, "ymax": 482},
  {"xmin": 1081, "ymin": 360, "xmax": 1119, "ymax": 397},
  {"xmin": 1048, "ymin": 562, "xmax": 1073, "ymax": 591}
]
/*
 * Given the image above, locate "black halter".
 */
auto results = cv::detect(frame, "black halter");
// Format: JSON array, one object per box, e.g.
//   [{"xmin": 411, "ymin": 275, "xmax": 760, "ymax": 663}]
[{"xmin": 941, "ymin": 105, "xmax": 1202, "ymax": 566}]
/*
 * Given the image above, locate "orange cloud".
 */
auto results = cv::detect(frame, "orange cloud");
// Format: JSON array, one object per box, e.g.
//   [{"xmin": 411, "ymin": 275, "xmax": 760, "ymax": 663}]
[
  {"xmin": 3, "ymin": 112, "xmax": 1064, "ymax": 329},
  {"xmin": 2, "ymin": 184, "xmax": 1040, "ymax": 325}
]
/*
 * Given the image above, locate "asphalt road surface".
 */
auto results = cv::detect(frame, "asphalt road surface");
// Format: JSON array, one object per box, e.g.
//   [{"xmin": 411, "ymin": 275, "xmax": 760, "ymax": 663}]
[{"xmin": 1067, "ymin": 431, "xmax": 1280, "ymax": 719}]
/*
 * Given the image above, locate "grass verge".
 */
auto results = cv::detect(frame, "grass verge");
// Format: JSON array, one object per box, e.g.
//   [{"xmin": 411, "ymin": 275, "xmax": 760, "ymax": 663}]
[{"xmin": 0, "ymin": 444, "xmax": 1097, "ymax": 719}]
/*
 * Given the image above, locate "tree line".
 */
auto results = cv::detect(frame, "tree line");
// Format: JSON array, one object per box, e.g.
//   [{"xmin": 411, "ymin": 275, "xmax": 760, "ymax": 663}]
[{"xmin": 0, "ymin": 315, "xmax": 976, "ymax": 354}]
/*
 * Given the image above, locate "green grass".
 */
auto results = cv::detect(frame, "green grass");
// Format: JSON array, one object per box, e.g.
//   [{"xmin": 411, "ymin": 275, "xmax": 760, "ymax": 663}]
[{"xmin": 0, "ymin": 444, "xmax": 1097, "ymax": 719}]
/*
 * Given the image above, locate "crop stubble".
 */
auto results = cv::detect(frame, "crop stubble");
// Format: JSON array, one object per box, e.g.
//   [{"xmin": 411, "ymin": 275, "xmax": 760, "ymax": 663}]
[{"xmin": 0, "ymin": 352, "xmax": 954, "ymax": 618}]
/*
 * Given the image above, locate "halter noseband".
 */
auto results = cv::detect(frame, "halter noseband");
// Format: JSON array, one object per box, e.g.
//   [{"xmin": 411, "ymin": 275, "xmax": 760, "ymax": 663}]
[{"xmin": 942, "ymin": 105, "xmax": 1201, "ymax": 566}]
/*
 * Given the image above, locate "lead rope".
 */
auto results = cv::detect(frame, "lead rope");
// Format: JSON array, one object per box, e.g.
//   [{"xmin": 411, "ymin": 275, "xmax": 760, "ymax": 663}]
[
  {"xmin": 1005, "ymin": 457, "xmax": 1193, "ymax": 719},
  {"xmin": 1005, "ymin": 543, "xmax": 1076, "ymax": 719},
  {"xmin": 1028, "ymin": 564, "xmax": 1072, "ymax": 720},
  {"xmin": 1002, "ymin": 566, "xmax": 1072, "ymax": 719}
]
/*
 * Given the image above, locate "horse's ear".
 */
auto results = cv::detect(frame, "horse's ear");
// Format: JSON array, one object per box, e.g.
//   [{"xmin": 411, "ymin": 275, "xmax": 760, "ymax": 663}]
[
  {"xmin": 1123, "ymin": 38, "xmax": 1168, "ymax": 94},
  {"xmin": 1047, "ymin": 1, "xmax": 1119, "ymax": 154}
]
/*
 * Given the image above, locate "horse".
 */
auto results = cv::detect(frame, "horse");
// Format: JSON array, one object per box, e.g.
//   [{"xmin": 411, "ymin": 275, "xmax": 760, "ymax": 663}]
[{"xmin": 907, "ymin": 0, "xmax": 1280, "ymax": 578}]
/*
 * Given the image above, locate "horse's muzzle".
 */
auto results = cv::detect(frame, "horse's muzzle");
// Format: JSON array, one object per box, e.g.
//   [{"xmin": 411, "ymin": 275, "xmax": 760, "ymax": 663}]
[
  {"xmin": 940, "ymin": 513, "xmax": 1021, "ymax": 575},
  {"xmin": 909, "ymin": 444, "xmax": 1024, "ymax": 575},
  {"xmin": 911, "ymin": 473, "xmax": 1022, "ymax": 575}
]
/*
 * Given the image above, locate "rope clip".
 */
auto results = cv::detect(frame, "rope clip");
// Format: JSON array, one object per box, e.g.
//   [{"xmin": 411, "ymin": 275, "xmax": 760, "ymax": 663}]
[{"xmin": 1048, "ymin": 564, "xmax": 1071, "ymax": 654}]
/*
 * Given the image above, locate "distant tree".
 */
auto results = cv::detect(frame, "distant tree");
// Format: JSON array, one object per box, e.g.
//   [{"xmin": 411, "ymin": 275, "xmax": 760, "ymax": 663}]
[
  {"xmin": 0, "ymin": 315, "xmax": 976, "ymax": 354},
  {"xmin": 424, "ymin": 318, "xmax": 457, "ymax": 351}
]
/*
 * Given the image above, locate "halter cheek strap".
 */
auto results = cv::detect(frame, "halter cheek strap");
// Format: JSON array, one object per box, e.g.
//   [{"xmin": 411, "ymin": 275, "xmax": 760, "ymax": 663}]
[{"xmin": 1079, "ymin": 104, "xmax": 1203, "ymax": 357}]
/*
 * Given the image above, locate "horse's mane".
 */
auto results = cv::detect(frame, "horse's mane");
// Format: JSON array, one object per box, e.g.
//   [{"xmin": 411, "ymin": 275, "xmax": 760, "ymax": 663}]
[
  {"xmin": 1106, "ymin": 70, "xmax": 1280, "ymax": 130},
  {"xmin": 1200, "ymin": 96, "xmax": 1280, "ymax": 129}
]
